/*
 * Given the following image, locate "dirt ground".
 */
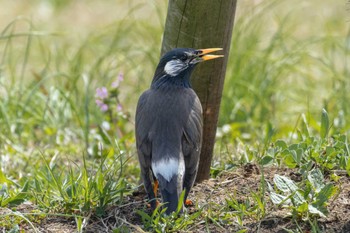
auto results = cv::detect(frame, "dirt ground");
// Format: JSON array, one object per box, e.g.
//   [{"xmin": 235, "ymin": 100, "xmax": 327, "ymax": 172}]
[{"xmin": 1, "ymin": 165, "xmax": 350, "ymax": 232}]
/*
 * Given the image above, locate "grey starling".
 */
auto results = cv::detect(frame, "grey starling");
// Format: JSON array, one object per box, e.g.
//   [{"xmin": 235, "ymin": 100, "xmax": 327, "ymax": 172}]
[{"xmin": 135, "ymin": 48, "xmax": 223, "ymax": 214}]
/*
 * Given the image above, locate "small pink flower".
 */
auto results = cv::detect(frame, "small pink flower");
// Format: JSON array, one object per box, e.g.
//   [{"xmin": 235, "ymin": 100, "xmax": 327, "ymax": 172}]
[
  {"xmin": 96, "ymin": 99, "xmax": 108, "ymax": 112},
  {"xmin": 95, "ymin": 99, "xmax": 102, "ymax": 105},
  {"xmin": 111, "ymin": 72, "xmax": 124, "ymax": 89},
  {"xmin": 100, "ymin": 104, "xmax": 108, "ymax": 112},
  {"xmin": 95, "ymin": 87, "xmax": 108, "ymax": 99},
  {"xmin": 118, "ymin": 72, "xmax": 124, "ymax": 81},
  {"xmin": 117, "ymin": 104, "xmax": 123, "ymax": 111}
]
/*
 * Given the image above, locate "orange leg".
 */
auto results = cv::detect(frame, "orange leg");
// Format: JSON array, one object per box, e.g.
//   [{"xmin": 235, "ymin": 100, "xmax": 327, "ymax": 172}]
[
  {"xmin": 147, "ymin": 180, "xmax": 160, "ymax": 208},
  {"xmin": 153, "ymin": 180, "xmax": 159, "ymax": 197},
  {"xmin": 185, "ymin": 199, "xmax": 193, "ymax": 206}
]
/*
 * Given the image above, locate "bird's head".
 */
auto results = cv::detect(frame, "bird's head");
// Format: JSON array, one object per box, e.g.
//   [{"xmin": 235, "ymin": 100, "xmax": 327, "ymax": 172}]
[{"xmin": 151, "ymin": 48, "xmax": 223, "ymax": 89}]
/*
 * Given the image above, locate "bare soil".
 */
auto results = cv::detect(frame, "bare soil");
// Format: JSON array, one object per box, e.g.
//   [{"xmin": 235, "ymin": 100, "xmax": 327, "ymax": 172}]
[{"xmin": 1, "ymin": 165, "xmax": 350, "ymax": 232}]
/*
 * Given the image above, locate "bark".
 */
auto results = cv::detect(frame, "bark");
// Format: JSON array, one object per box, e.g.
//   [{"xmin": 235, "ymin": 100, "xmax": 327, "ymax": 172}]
[{"xmin": 161, "ymin": 0, "xmax": 237, "ymax": 182}]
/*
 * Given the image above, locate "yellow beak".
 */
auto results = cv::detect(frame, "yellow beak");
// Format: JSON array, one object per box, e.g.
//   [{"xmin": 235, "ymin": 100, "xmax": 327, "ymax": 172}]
[{"xmin": 197, "ymin": 48, "xmax": 224, "ymax": 61}]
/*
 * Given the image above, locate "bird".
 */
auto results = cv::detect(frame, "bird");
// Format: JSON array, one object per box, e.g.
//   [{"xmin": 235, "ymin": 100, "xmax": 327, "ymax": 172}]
[{"xmin": 135, "ymin": 47, "xmax": 223, "ymax": 214}]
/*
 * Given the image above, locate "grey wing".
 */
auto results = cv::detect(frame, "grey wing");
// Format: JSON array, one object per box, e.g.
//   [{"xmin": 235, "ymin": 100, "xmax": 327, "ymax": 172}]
[
  {"xmin": 182, "ymin": 95, "xmax": 203, "ymax": 200},
  {"xmin": 135, "ymin": 91, "xmax": 156, "ymax": 207},
  {"xmin": 135, "ymin": 91, "xmax": 152, "ymax": 157}
]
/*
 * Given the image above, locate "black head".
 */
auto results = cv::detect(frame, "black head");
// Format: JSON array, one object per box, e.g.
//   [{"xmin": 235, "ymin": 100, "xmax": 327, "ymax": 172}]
[{"xmin": 151, "ymin": 48, "xmax": 223, "ymax": 89}]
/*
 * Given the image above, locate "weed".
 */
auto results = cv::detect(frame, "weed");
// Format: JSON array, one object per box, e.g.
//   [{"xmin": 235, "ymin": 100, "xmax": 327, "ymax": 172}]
[
  {"xmin": 268, "ymin": 170, "xmax": 338, "ymax": 219},
  {"xmin": 136, "ymin": 192, "xmax": 201, "ymax": 232}
]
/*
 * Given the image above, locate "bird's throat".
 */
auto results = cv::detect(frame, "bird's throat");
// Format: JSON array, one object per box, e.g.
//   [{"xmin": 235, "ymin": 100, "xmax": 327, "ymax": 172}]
[{"xmin": 151, "ymin": 72, "xmax": 192, "ymax": 89}]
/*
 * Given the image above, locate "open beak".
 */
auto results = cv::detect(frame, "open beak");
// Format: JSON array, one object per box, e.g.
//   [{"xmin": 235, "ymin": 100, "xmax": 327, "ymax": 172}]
[{"xmin": 196, "ymin": 48, "xmax": 224, "ymax": 61}]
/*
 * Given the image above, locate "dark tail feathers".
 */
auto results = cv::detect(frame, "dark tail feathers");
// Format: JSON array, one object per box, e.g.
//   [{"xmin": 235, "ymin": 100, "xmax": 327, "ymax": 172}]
[
  {"xmin": 160, "ymin": 188, "xmax": 181, "ymax": 215},
  {"xmin": 158, "ymin": 175, "xmax": 183, "ymax": 215}
]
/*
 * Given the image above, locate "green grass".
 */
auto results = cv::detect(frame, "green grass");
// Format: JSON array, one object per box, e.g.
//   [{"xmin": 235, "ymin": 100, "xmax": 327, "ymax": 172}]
[
  {"xmin": 0, "ymin": 0, "xmax": 349, "ymax": 232},
  {"xmin": 220, "ymin": 0, "xmax": 350, "ymax": 139}
]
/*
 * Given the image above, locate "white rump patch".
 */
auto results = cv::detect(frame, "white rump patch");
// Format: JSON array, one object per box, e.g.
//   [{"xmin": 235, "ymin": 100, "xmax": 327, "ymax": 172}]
[
  {"xmin": 164, "ymin": 59, "xmax": 186, "ymax": 76},
  {"xmin": 152, "ymin": 157, "xmax": 184, "ymax": 182}
]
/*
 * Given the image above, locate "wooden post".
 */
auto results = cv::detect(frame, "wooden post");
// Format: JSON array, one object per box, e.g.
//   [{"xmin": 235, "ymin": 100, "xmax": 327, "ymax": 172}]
[{"xmin": 161, "ymin": 0, "xmax": 237, "ymax": 182}]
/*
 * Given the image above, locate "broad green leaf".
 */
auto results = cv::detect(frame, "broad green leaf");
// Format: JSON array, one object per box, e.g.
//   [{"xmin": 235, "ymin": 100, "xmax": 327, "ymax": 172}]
[
  {"xmin": 330, "ymin": 173, "xmax": 340, "ymax": 182},
  {"xmin": 2, "ymin": 182, "xmax": 29, "ymax": 206},
  {"xmin": 326, "ymin": 146, "xmax": 336, "ymax": 158},
  {"xmin": 273, "ymin": 174, "xmax": 305, "ymax": 206},
  {"xmin": 298, "ymin": 142, "xmax": 308, "ymax": 150},
  {"xmin": 334, "ymin": 140, "xmax": 345, "ymax": 150},
  {"xmin": 320, "ymin": 108, "xmax": 329, "ymax": 139},
  {"xmin": 283, "ymin": 150, "xmax": 297, "ymax": 168},
  {"xmin": 260, "ymin": 155, "xmax": 273, "ymax": 165},
  {"xmin": 274, "ymin": 175, "xmax": 298, "ymax": 193},
  {"xmin": 325, "ymin": 162, "xmax": 335, "ymax": 169},
  {"xmin": 292, "ymin": 192, "xmax": 305, "ymax": 206},
  {"xmin": 307, "ymin": 168, "xmax": 324, "ymax": 192},
  {"xmin": 288, "ymin": 144, "xmax": 299, "ymax": 151},
  {"xmin": 308, "ymin": 204, "xmax": 327, "ymax": 218},
  {"xmin": 275, "ymin": 139, "xmax": 287, "ymax": 150},
  {"xmin": 297, "ymin": 202, "xmax": 308, "ymax": 213},
  {"xmin": 316, "ymin": 183, "xmax": 337, "ymax": 205},
  {"xmin": 306, "ymin": 136, "xmax": 316, "ymax": 147},
  {"xmin": 292, "ymin": 148, "xmax": 303, "ymax": 165},
  {"xmin": 338, "ymin": 134, "xmax": 347, "ymax": 143},
  {"xmin": 267, "ymin": 148, "xmax": 276, "ymax": 157},
  {"xmin": 270, "ymin": 192, "xmax": 290, "ymax": 205}
]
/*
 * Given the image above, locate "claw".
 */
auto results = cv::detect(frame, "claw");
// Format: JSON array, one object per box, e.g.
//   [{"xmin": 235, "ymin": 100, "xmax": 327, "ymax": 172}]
[{"xmin": 146, "ymin": 200, "xmax": 161, "ymax": 208}]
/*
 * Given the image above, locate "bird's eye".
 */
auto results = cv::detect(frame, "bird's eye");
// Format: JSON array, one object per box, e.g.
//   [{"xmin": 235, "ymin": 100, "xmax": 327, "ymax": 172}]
[{"xmin": 180, "ymin": 54, "xmax": 188, "ymax": 61}]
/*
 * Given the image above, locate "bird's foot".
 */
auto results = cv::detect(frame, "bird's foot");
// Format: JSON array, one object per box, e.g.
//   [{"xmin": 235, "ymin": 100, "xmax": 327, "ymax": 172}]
[
  {"xmin": 185, "ymin": 199, "xmax": 194, "ymax": 206},
  {"xmin": 146, "ymin": 180, "xmax": 160, "ymax": 209},
  {"xmin": 146, "ymin": 200, "xmax": 161, "ymax": 208}
]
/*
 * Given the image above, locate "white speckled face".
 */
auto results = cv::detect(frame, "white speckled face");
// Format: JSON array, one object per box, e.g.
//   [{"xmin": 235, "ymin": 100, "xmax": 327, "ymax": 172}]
[{"xmin": 164, "ymin": 59, "xmax": 187, "ymax": 77}]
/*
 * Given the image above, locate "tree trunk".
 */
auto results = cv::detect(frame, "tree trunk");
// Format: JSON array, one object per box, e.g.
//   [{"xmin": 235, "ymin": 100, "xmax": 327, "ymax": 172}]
[{"xmin": 161, "ymin": 0, "xmax": 237, "ymax": 182}]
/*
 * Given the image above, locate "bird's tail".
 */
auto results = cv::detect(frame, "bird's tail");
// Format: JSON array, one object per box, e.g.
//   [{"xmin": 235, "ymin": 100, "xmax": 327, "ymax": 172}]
[
  {"xmin": 151, "ymin": 154, "xmax": 185, "ymax": 214},
  {"xmin": 160, "ymin": 187, "xmax": 180, "ymax": 215}
]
